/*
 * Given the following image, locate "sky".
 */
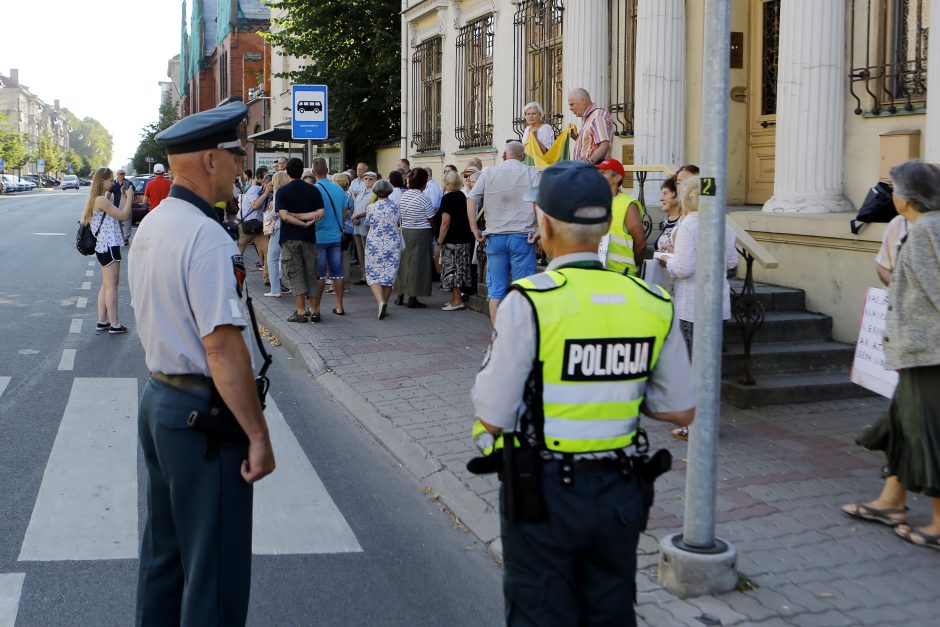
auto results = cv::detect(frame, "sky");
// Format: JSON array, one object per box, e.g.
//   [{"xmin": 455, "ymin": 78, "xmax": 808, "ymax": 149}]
[{"xmin": 0, "ymin": 0, "xmax": 182, "ymax": 169}]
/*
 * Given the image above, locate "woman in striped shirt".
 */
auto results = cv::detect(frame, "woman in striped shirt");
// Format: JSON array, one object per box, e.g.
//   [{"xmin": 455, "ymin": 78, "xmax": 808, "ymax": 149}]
[{"xmin": 395, "ymin": 168, "xmax": 437, "ymax": 308}]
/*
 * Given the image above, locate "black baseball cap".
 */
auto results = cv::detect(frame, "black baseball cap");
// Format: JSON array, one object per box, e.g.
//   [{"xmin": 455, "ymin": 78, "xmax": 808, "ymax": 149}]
[{"xmin": 523, "ymin": 161, "xmax": 612, "ymax": 224}]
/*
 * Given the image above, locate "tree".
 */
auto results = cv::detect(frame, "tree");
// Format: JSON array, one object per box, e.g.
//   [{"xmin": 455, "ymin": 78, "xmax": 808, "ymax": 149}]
[
  {"xmin": 0, "ymin": 112, "xmax": 28, "ymax": 171},
  {"xmin": 66, "ymin": 149, "xmax": 84, "ymax": 176},
  {"xmin": 264, "ymin": 0, "xmax": 401, "ymax": 165},
  {"xmin": 132, "ymin": 100, "xmax": 181, "ymax": 175},
  {"xmin": 38, "ymin": 131, "xmax": 65, "ymax": 175},
  {"xmin": 62, "ymin": 110, "xmax": 114, "ymax": 175}
]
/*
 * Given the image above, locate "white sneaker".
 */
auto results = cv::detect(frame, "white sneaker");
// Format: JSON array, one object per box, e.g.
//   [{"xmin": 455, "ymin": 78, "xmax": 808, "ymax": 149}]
[
  {"xmin": 441, "ymin": 302, "xmax": 466, "ymax": 311},
  {"xmin": 263, "ymin": 291, "xmax": 282, "ymax": 298}
]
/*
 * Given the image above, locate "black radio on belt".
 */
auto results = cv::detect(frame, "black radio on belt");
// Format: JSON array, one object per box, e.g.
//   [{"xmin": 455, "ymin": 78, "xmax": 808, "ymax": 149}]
[{"xmin": 187, "ymin": 275, "xmax": 273, "ymax": 446}]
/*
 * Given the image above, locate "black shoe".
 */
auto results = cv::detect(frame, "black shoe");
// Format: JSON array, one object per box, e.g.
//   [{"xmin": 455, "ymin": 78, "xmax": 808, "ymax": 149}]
[
  {"xmin": 96, "ymin": 321, "xmax": 111, "ymax": 331},
  {"xmin": 379, "ymin": 303, "xmax": 388, "ymax": 320},
  {"xmin": 355, "ymin": 280, "xmax": 367, "ymax": 286},
  {"xmin": 332, "ymin": 308, "xmax": 345, "ymax": 316},
  {"xmin": 109, "ymin": 324, "xmax": 128, "ymax": 334},
  {"xmin": 406, "ymin": 298, "xmax": 427, "ymax": 309},
  {"xmin": 310, "ymin": 312, "xmax": 321, "ymax": 323},
  {"xmin": 394, "ymin": 294, "xmax": 405, "ymax": 306},
  {"xmin": 287, "ymin": 312, "xmax": 308, "ymax": 323}
]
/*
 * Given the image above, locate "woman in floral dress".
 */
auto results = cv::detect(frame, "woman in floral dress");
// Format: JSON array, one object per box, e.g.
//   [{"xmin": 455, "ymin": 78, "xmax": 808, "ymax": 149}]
[{"xmin": 364, "ymin": 179, "xmax": 401, "ymax": 319}]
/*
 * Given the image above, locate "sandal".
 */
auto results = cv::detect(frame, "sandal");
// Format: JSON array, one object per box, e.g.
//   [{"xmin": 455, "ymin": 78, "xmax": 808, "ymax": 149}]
[
  {"xmin": 672, "ymin": 427, "xmax": 689, "ymax": 441},
  {"xmin": 841, "ymin": 503, "xmax": 908, "ymax": 527},
  {"xmin": 332, "ymin": 308, "xmax": 345, "ymax": 316},
  {"xmin": 287, "ymin": 312, "xmax": 308, "ymax": 323},
  {"xmin": 894, "ymin": 524, "xmax": 940, "ymax": 551}
]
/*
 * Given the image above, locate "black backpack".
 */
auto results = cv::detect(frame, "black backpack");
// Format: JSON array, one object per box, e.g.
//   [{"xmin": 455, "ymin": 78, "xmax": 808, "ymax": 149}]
[{"xmin": 851, "ymin": 182, "xmax": 897, "ymax": 234}]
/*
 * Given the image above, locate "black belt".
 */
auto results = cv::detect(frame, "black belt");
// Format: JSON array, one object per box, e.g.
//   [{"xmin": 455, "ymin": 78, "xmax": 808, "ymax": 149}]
[{"xmin": 151, "ymin": 372, "xmax": 213, "ymax": 395}]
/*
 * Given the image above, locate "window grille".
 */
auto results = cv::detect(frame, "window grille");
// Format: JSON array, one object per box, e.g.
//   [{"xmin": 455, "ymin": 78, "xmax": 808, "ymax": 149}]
[
  {"xmin": 608, "ymin": 0, "xmax": 638, "ymax": 136},
  {"xmin": 456, "ymin": 15, "xmax": 495, "ymax": 149},
  {"xmin": 412, "ymin": 37, "xmax": 443, "ymax": 152},
  {"xmin": 512, "ymin": 0, "xmax": 565, "ymax": 138},
  {"xmin": 849, "ymin": 0, "xmax": 930, "ymax": 115}
]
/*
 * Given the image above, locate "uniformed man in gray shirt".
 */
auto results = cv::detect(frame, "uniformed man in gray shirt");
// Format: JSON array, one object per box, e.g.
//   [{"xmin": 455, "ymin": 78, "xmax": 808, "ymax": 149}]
[{"xmin": 128, "ymin": 101, "xmax": 275, "ymax": 626}]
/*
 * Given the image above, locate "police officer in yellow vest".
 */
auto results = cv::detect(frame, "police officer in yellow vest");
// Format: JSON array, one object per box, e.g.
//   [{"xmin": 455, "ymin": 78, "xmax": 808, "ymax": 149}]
[
  {"xmin": 470, "ymin": 161, "xmax": 694, "ymax": 626},
  {"xmin": 596, "ymin": 158, "xmax": 646, "ymax": 275}
]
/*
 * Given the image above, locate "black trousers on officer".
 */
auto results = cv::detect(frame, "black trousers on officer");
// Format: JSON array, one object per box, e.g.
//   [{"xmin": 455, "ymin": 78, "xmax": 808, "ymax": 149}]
[
  {"xmin": 136, "ymin": 379, "xmax": 253, "ymax": 627},
  {"xmin": 501, "ymin": 465, "xmax": 644, "ymax": 627}
]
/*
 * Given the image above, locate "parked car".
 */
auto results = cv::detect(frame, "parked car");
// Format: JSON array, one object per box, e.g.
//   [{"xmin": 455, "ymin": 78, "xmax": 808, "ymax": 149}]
[
  {"xmin": 42, "ymin": 176, "xmax": 60, "ymax": 188},
  {"xmin": 17, "ymin": 177, "xmax": 36, "ymax": 191},
  {"xmin": 61, "ymin": 175, "xmax": 80, "ymax": 190},
  {"xmin": 129, "ymin": 176, "xmax": 153, "ymax": 224},
  {"xmin": 1, "ymin": 175, "xmax": 21, "ymax": 192},
  {"xmin": 79, "ymin": 178, "xmax": 91, "ymax": 186}
]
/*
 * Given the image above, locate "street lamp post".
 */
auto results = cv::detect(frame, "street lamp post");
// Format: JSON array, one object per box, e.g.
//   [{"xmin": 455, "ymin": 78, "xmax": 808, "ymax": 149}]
[{"xmin": 658, "ymin": 0, "xmax": 739, "ymax": 598}]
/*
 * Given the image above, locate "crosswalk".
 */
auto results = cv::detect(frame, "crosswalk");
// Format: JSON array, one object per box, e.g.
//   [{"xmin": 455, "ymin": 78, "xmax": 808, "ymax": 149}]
[{"xmin": 1, "ymin": 376, "xmax": 361, "ymax": 623}]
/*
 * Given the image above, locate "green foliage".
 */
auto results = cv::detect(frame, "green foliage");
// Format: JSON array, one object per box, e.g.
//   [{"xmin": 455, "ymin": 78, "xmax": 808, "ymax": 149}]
[
  {"xmin": 38, "ymin": 131, "xmax": 65, "ymax": 174},
  {"xmin": 264, "ymin": 0, "xmax": 401, "ymax": 166},
  {"xmin": 62, "ymin": 109, "xmax": 114, "ymax": 176},
  {"xmin": 0, "ymin": 112, "xmax": 28, "ymax": 170},
  {"xmin": 132, "ymin": 100, "xmax": 181, "ymax": 175},
  {"xmin": 66, "ymin": 149, "xmax": 83, "ymax": 175}
]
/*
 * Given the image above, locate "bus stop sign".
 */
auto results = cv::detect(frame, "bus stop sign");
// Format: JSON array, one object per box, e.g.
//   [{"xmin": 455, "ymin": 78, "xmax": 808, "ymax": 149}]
[{"xmin": 292, "ymin": 84, "xmax": 328, "ymax": 141}]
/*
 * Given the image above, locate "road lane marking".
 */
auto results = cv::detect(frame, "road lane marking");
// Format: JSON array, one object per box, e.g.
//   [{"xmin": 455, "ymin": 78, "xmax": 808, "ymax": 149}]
[
  {"xmin": 57, "ymin": 350, "xmax": 76, "ymax": 371},
  {"xmin": 85, "ymin": 270, "xmax": 93, "ymax": 277},
  {"xmin": 0, "ymin": 573, "xmax": 26, "ymax": 627},
  {"xmin": 69, "ymin": 319, "xmax": 83, "ymax": 334},
  {"xmin": 19, "ymin": 378, "xmax": 139, "ymax": 561},
  {"xmin": 76, "ymin": 297, "xmax": 88, "ymax": 308},
  {"xmin": 0, "ymin": 377, "xmax": 9, "ymax": 400},
  {"xmin": 80, "ymin": 282, "xmax": 91, "ymax": 290},
  {"xmin": 33, "ymin": 232, "xmax": 67, "ymax": 236},
  {"xmin": 252, "ymin": 398, "xmax": 362, "ymax": 555}
]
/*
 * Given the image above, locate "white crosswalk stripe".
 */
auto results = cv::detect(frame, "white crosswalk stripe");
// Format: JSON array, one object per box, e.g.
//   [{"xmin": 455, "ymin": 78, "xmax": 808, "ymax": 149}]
[
  {"xmin": 253, "ymin": 398, "xmax": 361, "ymax": 554},
  {"xmin": 0, "ymin": 573, "xmax": 25, "ymax": 627},
  {"xmin": 16, "ymin": 378, "xmax": 359, "ymax": 563},
  {"xmin": 0, "ymin": 377, "xmax": 9, "ymax": 401},
  {"xmin": 19, "ymin": 378, "xmax": 139, "ymax": 561}
]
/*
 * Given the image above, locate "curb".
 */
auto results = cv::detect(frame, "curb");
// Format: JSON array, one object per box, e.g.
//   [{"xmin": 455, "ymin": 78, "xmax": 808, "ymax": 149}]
[{"xmin": 253, "ymin": 300, "xmax": 504, "ymax": 564}]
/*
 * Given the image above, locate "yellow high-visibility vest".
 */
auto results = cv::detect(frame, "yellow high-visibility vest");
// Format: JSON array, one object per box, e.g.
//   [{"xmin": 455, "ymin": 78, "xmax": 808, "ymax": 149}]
[
  {"xmin": 606, "ymin": 194, "xmax": 644, "ymax": 275},
  {"xmin": 512, "ymin": 267, "xmax": 673, "ymax": 454}
]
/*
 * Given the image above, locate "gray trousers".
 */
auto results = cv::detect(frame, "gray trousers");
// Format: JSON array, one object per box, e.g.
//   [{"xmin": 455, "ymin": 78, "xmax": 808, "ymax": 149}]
[
  {"xmin": 136, "ymin": 379, "xmax": 253, "ymax": 627},
  {"xmin": 500, "ymin": 466, "xmax": 643, "ymax": 627}
]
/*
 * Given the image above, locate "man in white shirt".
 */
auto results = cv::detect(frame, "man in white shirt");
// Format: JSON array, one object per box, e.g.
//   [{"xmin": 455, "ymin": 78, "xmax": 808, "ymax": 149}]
[{"xmin": 423, "ymin": 167, "xmax": 444, "ymax": 209}]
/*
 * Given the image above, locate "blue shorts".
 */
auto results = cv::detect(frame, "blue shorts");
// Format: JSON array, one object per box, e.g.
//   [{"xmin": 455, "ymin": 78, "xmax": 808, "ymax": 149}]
[
  {"xmin": 318, "ymin": 242, "xmax": 344, "ymax": 279},
  {"xmin": 485, "ymin": 233, "xmax": 536, "ymax": 300}
]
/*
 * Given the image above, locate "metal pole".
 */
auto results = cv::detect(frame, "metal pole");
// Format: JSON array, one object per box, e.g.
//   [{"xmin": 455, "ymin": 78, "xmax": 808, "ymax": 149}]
[{"xmin": 681, "ymin": 0, "xmax": 732, "ymax": 550}]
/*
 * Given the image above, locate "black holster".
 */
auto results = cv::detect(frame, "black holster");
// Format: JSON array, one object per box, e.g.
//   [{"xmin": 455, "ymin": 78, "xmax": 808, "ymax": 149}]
[
  {"xmin": 501, "ymin": 435, "xmax": 547, "ymax": 524},
  {"xmin": 187, "ymin": 377, "xmax": 269, "ymax": 447},
  {"xmin": 631, "ymin": 448, "xmax": 672, "ymax": 531}
]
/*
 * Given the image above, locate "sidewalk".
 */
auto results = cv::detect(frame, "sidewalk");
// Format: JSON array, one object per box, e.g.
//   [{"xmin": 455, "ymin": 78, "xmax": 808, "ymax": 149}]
[{"xmin": 249, "ymin": 265, "xmax": 939, "ymax": 626}]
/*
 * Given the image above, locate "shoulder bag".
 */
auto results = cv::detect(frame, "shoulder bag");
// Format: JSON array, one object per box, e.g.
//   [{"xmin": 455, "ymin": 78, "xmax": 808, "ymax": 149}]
[
  {"xmin": 76, "ymin": 214, "xmax": 104, "ymax": 256},
  {"xmin": 238, "ymin": 196, "xmax": 264, "ymax": 235}
]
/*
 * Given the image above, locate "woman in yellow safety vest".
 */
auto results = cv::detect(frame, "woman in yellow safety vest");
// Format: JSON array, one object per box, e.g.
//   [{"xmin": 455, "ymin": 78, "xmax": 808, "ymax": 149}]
[{"xmin": 596, "ymin": 159, "xmax": 647, "ymax": 275}]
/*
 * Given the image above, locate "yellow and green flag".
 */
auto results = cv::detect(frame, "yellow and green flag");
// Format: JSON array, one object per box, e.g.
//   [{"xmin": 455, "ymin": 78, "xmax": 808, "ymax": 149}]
[{"xmin": 524, "ymin": 125, "xmax": 575, "ymax": 168}]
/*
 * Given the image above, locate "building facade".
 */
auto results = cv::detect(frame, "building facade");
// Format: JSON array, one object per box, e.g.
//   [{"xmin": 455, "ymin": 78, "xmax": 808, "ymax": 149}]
[
  {"xmin": 0, "ymin": 69, "xmax": 71, "ymax": 175},
  {"xmin": 397, "ymin": 0, "xmax": 936, "ymax": 341}
]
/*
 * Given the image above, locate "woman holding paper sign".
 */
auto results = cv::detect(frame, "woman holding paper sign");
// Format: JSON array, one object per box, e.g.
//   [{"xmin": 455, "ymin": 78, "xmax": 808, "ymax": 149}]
[{"xmin": 843, "ymin": 160, "xmax": 940, "ymax": 552}]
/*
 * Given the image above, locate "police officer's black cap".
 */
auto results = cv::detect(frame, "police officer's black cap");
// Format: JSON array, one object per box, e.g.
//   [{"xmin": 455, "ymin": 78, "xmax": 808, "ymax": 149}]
[
  {"xmin": 155, "ymin": 102, "xmax": 248, "ymax": 156},
  {"xmin": 523, "ymin": 161, "xmax": 612, "ymax": 224}
]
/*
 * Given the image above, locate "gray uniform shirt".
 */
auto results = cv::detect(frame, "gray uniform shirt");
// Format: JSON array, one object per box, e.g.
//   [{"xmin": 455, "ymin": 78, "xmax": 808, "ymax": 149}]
[
  {"xmin": 468, "ymin": 159, "xmax": 541, "ymax": 235},
  {"xmin": 128, "ymin": 187, "xmax": 249, "ymax": 376},
  {"xmin": 472, "ymin": 252, "xmax": 694, "ymax": 431}
]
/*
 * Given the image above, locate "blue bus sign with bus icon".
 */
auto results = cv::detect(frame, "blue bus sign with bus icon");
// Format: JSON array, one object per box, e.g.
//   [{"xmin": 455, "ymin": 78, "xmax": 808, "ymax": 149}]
[{"xmin": 292, "ymin": 85, "xmax": 328, "ymax": 140}]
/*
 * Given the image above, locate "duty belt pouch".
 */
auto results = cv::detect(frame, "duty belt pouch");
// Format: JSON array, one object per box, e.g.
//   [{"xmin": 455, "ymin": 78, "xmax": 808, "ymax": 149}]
[
  {"xmin": 501, "ymin": 437, "xmax": 547, "ymax": 524},
  {"xmin": 632, "ymin": 448, "xmax": 672, "ymax": 532}
]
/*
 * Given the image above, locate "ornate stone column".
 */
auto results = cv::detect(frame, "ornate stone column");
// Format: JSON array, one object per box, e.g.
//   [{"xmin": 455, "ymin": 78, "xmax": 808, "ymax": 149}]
[
  {"xmin": 562, "ymin": 0, "xmax": 609, "ymax": 119},
  {"xmin": 763, "ymin": 0, "xmax": 852, "ymax": 213},
  {"xmin": 633, "ymin": 0, "xmax": 686, "ymax": 201},
  {"xmin": 926, "ymin": 0, "xmax": 940, "ymax": 163}
]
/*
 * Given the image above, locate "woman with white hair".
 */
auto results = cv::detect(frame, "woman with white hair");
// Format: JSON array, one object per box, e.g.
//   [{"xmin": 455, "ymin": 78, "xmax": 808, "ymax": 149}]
[
  {"xmin": 521, "ymin": 101, "xmax": 556, "ymax": 153},
  {"xmin": 843, "ymin": 160, "xmax": 940, "ymax": 551}
]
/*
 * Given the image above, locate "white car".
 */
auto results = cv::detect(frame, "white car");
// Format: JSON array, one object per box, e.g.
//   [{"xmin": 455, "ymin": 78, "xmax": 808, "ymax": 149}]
[
  {"xmin": 61, "ymin": 175, "xmax": 80, "ymax": 190},
  {"xmin": 17, "ymin": 177, "xmax": 36, "ymax": 191},
  {"xmin": 2, "ymin": 174, "xmax": 24, "ymax": 192}
]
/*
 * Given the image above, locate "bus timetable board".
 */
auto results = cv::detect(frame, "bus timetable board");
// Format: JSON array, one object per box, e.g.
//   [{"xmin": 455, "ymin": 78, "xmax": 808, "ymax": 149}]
[{"xmin": 291, "ymin": 85, "xmax": 328, "ymax": 141}]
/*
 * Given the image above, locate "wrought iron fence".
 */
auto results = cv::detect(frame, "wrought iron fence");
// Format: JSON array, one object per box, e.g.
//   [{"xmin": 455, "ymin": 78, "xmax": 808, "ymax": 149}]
[
  {"xmin": 849, "ymin": 0, "xmax": 930, "ymax": 115},
  {"xmin": 412, "ymin": 37, "xmax": 443, "ymax": 152},
  {"xmin": 608, "ymin": 0, "xmax": 638, "ymax": 137},
  {"xmin": 512, "ymin": 0, "xmax": 565, "ymax": 138},
  {"xmin": 456, "ymin": 15, "xmax": 495, "ymax": 149}
]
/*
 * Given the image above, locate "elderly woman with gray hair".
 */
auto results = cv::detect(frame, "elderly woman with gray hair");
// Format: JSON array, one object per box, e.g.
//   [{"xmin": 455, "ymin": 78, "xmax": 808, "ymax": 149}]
[
  {"xmin": 522, "ymin": 101, "xmax": 556, "ymax": 153},
  {"xmin": 364, "ymin": 179, "xmax": 401, "ymax": 319},
  {"xmin": 843, "ymin": 160, "xmax": 940, "ymax": 552}
]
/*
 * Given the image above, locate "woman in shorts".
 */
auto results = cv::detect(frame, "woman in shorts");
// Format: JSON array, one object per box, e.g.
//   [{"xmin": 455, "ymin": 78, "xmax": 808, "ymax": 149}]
[{"xmin": 81, "ymin": 167, "xmax": 132, "ymax": 334}]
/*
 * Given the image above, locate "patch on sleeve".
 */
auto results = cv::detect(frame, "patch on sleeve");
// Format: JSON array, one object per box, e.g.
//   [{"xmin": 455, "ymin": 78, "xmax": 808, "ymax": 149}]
[
  {"xmin": 231, "ymin": 255, "xmax": 246, "ymax": 297},
  {"xmin": 229, "ymin": 298, "xmax": 245, "ymax": 320}
]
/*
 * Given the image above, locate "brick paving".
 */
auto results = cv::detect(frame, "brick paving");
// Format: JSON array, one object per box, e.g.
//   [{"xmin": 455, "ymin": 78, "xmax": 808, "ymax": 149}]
[{"xmin": 247, "ymin": 263, "xmax": 940, "ymax": 626}]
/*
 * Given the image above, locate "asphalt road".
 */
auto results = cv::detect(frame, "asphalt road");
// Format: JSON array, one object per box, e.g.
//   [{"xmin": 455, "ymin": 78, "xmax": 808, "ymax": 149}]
[{"xmin": 0, "ymin": 190, "xmax": 503, "ymax": 626}]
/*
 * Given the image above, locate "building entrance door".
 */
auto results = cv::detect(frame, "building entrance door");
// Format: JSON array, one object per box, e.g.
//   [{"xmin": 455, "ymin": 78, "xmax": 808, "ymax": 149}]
[{"xmin": 746, "ymin": 0, "xmax": 780, "ymax": 204}]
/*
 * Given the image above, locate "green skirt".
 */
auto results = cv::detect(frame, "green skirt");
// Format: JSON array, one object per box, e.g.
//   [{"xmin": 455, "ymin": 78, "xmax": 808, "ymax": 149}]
[{"xmin": 857, "ymin": 364, "xmax": 940, "ymax": 498}]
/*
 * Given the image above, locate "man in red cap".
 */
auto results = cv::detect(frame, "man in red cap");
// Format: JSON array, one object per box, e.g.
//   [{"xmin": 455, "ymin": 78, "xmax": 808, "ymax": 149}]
[{"xmin": 596, "ymin": 158, "xmax": 646, "ymax": 276}]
